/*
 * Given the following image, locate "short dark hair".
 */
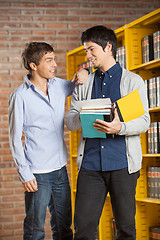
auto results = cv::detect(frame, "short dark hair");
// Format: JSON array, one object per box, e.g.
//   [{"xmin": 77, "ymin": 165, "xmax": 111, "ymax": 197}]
[
  {"xmin": 22, "ymin": 42, "xmax": 54, "ymax": 75},
  {"xmin": 81, "ymin": 25, "xmax": 117, "ymax": 60}
]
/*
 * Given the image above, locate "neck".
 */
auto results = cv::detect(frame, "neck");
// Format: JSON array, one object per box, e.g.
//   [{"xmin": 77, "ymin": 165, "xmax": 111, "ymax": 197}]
[
  {"xmin": 30, "ymin": 76, "xmax": 48, "ymax": 96},
  {"xmin": 101, "ymin": 58, "xmax": 116, "ymax": 72}
]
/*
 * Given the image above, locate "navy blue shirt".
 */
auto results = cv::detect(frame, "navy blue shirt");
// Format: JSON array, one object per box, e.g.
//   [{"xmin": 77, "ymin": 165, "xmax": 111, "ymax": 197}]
[{"xmin": 82, "ymin": 63, "xmax": 128, "ymax": 171}]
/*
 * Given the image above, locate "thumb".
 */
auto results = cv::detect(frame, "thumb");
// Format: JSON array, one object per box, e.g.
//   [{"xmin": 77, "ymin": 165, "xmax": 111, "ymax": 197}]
[{"xmin": 114, "ymin": 108, "xmax": 120, "ymax": 119}]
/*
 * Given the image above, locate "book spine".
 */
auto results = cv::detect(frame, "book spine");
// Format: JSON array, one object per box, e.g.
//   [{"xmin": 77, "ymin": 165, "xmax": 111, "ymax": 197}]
[
  {"xmin": 115, "ymin": 102, "xmax": 123, "ymax": 122},
  {"xmin": 152, "ymin": 78, "xmax": 157, "ymax": 108},
  {"xmin": 149, "ymin": 78, "xmax": 153, "ymax": 108},
  {"xmin": 157, "ymin": 31, "xmax": 160, "ymax": 59},
  {"xmin": 156, "ymin": 77, "xmax": 160, "ymax": 107},
  {"xmin": 150, "ymin": 166, "xmax": 155, "ymax": 198},
  {"xmin": 153, "ymin": 31, "xmax": 157, "ymax": 60},
  {"xmin": 147, "ymin": 167, "xmax": 152, "ymax": 198},
  {"xmin": 158, "ymin": 122, "xmax": 160, "ymax": 154},
  {"xmin": 155, "ymin": 167, "xmax": 158, "ymax": 199},
  {"xmin": 142, "ymin": 35, "xmax": 154, "ymax": 63},
  {"xmin": 151, "ymin": 122, "xmax": 154, "ymax": 154},
  {"xmin": 148, "ymin": 125, "xmax": 152, "ymax": 154},
  {"xmin": 153, "ymin": 122, "xmax": 158, "ymax": 154}
]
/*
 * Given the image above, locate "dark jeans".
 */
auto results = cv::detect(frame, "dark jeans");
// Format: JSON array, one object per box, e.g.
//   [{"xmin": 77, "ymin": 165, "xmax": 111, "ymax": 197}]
[
  {"xmin": 23, "ymin": 166, "xmax": 73, "ymax": 240},
  {"xmin": 74, "ymin": 167, "xmax": 140, "ymax": 240}
]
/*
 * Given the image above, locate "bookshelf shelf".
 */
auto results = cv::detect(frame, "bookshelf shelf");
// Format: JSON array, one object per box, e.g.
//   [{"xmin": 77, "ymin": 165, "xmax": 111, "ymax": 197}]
[
  {"xmin": 143, "ymin": 153, "xmax": 160, "ymax": 157},
  {"xmin": 67, "ymin": 8, "xmax": 160, "ymax": 240},
  {"xmin": 136, "ymin": 198, "xmax": 160, "ymax": 204},
  {"xmin": 149, "ymin": 107, "xmax": 160, "ymax": 113},
  {"xmin": 130, "ymin": 58, "xmax": 160, "ymax": 71}
]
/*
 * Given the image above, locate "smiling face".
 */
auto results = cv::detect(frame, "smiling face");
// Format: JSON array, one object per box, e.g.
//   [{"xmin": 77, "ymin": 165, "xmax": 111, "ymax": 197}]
[
  {"xmin": 30, "ymin": 51, "xmax": 57, "ymax": 81},
  {"xmin": 84, "ymin": 41, "xmax": 116, "ymax": 72}
]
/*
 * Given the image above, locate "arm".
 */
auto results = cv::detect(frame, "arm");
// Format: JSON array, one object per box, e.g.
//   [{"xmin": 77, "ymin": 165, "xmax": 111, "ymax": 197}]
[
  {"xmin": 66, "ymin": 85, "xmax": 82, "ymax": 131},
  {"xmin": 9, "ymin": 91, "xmax": 37, "ymax": 191},
  {"xmin": 62, "ymin": 69, "xmax": 89, "ymax": 97}
]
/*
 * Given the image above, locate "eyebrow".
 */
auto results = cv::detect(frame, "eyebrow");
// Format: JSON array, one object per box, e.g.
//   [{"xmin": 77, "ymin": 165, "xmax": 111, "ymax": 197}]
[
  {"xmin": 85, "ymin": 46, "xmax": 95, "ymax": 51},
  {"xmin": 45, "ymin": 57, "xmax": 54, "ymax": 61}
]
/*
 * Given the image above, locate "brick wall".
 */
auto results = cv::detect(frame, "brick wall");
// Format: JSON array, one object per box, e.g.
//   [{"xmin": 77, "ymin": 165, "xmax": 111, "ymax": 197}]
[{"xmin": 0, "ymin": 1, "xmax": 159, "ymax": 239}]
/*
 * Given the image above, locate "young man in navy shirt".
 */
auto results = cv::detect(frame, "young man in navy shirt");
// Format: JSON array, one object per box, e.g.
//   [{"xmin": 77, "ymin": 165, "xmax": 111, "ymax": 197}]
[{"xmin": 66, "ymin": 26, "xmax": 150, "ymax": 240}]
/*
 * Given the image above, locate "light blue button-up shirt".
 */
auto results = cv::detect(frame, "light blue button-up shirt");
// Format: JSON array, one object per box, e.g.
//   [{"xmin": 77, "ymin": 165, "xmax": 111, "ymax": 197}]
[{"xmin": 9, "ymin": 75, "xmax": 75, "ymax": 183}]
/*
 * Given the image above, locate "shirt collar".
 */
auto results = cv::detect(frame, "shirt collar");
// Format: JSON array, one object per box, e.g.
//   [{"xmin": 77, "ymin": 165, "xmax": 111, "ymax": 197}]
[
  {"xmin": 96, "ymin": 62, "xmax": 121, "ymax": 78},
  {"xmin": 25, "ymin": 75, "xmax": 56, "ymax": 89}
]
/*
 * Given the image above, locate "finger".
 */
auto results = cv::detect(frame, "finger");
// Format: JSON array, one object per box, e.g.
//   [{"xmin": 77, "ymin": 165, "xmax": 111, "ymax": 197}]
[
  {"xmin": 71, "ymin": 73, "xmax": 77, "ymax": 82},
  {"xmin": 94, "ymin": 119, "xmax": 110, "ymax": 127},
  {"xmin": 33, "ymin": 179, "xmax": 38, "ymax": 191}
]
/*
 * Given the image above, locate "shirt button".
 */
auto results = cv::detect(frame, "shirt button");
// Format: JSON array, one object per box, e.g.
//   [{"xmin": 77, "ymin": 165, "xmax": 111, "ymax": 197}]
[
  {"xmin": 102, "ymin": 95, "xmax": 105, "ymax": 97},
  {"xmin": 102, "ymin": 146, "xmax": 104, "ymax": 149},
  {"xmin": 110, "ymin": 75, "xmax": 112, "ymax": 78},
  {"xmin": 104, "ymin": 83, "xmax": 106, "ymax": 85}
]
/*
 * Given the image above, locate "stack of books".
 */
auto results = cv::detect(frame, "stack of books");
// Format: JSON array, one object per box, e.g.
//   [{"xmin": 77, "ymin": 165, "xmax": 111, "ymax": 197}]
[{"xmin": 79, "ymin": 89, "xmax": 145, "ymax": 138}]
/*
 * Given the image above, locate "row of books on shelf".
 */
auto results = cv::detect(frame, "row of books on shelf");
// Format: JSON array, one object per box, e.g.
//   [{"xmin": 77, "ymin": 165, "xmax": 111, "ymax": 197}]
[
  {"xmin": 144, "ymin": 76, "xmax": 160, "ymax": 108},
  {"xmin": 149, "ymin": 226, "xmax": 160, "ymax": 240},
  {"xmin": 147, "ymin": 122, "xmax": 160, "ymax": 154},
  {"xmin": 142, "ymin": 30, "xmax": 160, "ymax": 63},
  {"xmin": 147, "ymin": 166, "xmax": 160, "ymax": 199}
]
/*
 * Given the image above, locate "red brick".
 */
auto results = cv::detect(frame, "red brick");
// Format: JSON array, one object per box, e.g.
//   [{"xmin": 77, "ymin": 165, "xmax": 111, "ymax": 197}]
[
  {"xmin": 35, "ymin": 3, "xmax": 57, "ymax": 8},
  {"xmin": 2, "ymin": 168, "xmax": 17, "ymax": 175},
  {"xmin": 45, "ymin": 23, "xmax": 67, "ymax": 29},
  {"xmin": 11, "ymin": 2, "xmax": 34, "ymax": 8},
  {"xmin": 0, "ymin": 230, "xmax": 13, "ymax": 237},
  {"xmin": 0, "ymin": 189, "xmax": 13, "ymax": 195},
  {"xmin": 0, "ymin": 149, "xmax": 11, "ymax": 155},
  {"xmin": 0, "ymin": 10, "xmax": 20, "ymax": 15},
  {"xmin": 2, "ymin": 208, "xmax": 24, "ymax": 215},
  {"xmin": 46, "ymin": 10, "xmax": 68, "ymax": 15},
  {"xmin": 33, "ymin": 30, "xmax": 56, "ymax": 36}
]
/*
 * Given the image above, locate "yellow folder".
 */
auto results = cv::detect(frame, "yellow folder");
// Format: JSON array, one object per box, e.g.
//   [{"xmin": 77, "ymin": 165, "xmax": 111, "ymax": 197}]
[{"xmin": 115, "ymin": 89, "xmax": 145, "ymax": 122}]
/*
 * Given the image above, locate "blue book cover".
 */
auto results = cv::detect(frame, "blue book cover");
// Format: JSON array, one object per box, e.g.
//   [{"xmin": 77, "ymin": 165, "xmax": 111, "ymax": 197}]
[{"xmin": 80, "ymin": 111, "xmax": 112, "ymax": 138}]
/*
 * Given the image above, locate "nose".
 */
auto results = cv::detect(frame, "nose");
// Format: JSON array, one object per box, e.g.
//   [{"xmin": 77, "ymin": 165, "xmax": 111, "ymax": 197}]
[
  {"xmin": 86, "ymin": 51, "xmax": 92, "ymax": 60},
  {"xmin": 53, "ymin": 60, "xmax": 57, "ymax": 67}
]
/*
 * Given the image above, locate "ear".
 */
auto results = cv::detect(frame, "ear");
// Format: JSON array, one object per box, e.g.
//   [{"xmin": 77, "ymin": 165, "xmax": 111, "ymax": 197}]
[
  {"xmin": 30, "ymin": 62, "xmax": 37, "ymax": 71},
  {"xmin": 104, "ymin": 42, "xmax": 112, "ymax": 52}
]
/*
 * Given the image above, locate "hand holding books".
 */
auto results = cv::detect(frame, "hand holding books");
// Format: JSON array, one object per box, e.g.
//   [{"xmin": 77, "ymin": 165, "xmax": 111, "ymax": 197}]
[{"xmin": 93, "ymin": 108, "xmax": 122, "ymax": 135}]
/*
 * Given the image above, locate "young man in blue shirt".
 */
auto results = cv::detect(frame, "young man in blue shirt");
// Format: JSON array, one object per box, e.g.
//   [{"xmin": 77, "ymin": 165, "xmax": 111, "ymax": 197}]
[
  {"xmin": 9, "ymin": 42, "xmax": 88, "ymax": 240},
  {"xmin": 66, "ymin": 26, "xmax": 150, "ymax": 239}
]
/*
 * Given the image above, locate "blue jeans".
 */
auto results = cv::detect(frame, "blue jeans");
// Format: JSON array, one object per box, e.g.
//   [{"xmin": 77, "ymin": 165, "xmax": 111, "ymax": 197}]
[{"xmin": 23, "ymin": 166, "xmax": 73, "ymax": 240}]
